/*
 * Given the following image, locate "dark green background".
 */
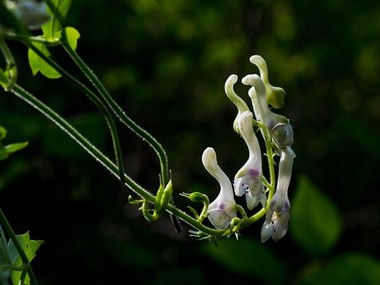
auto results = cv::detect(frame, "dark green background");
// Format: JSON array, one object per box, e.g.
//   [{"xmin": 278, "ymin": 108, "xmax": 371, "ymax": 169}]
[{"xmin": 1, "ymin": 0, "xmax": 380, "ymax": 284}]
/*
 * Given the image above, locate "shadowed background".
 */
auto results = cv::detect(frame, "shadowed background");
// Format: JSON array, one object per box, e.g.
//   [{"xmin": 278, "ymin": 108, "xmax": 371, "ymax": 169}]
[{"xmin": 1, "ymin": 0, "xmax": 380, "ymax": 284}]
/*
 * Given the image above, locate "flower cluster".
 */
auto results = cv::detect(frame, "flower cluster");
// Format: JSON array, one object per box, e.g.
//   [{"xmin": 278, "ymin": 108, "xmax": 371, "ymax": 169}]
[{"xmin": 202, "ymin": 55, "xmax": 295, "ymax": 241}]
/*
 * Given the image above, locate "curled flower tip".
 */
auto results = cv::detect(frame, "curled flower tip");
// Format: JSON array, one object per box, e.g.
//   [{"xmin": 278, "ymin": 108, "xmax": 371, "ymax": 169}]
[
  {"xmin": 224, "ymin": 74, "xmax": 250, "ymax": 135},
  {"xmin": 233, "ymin": 111, "xmax": 265, "ymax": 209},
  {"xmin": 6, "ymin": 0, "xmax": 51, "ymax": 30},
  {"xmin": 202, "ymin": 147, "xmax": 236, "ymax": 229},
  {"xmin": 249, "ymin": 55, "xmax": 286, "ymax": 109}
]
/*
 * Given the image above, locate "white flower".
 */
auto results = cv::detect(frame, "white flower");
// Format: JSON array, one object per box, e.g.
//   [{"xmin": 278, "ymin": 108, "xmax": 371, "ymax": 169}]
[
  {"xmin": 242, "ymin": 74, "xmax": 294, "ymax": 150},
  {"xmin": 249, "ymin": 55, "xmax": 286, "ymax": 109},
  {"xmin": 233, "ymin": 111, "xmax": 266, "ymax": 210},
  {"xmin": 224, "ymin": 74, "xmax": 250, "ymax": 135},
  {"xmin": 202, "ymin": 147, "xmax": 236, "ymax": 229},
  {"xmin": 261, "ymin": 147, "xmax": 295, "ymax": 242}
]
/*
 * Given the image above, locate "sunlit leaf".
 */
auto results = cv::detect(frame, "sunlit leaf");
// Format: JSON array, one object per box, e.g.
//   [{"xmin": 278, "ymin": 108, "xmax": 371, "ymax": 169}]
[
  {"xmin": 64, "ymin": 26, "xmax": 80, "ymax": 50},
  {"xmin": 203, "ymin": 238, "xmax": 288, "ymax": 285},
  {"xmin": 3, "ymin": 142, "xmax": 28, "ymax": 154},
  {"xmin": 27, "ymin": 43, "xmax": 61, "ymax": 79},
  {"xmin": 290, "ymin": 175, "xmax": 342, "ymax": 256},
  {"xmin": 297, "ymin": 253, "xmax": 380, "ymax": 285},
  {"xmin": 8, "ymin": 232, "xmax": 44, "ymax": 285}
]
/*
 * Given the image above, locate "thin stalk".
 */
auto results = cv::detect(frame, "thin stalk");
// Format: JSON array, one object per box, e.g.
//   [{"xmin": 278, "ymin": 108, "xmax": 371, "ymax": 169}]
[
  {"xmin": 0, "ymin": 209, "xmax": 38, "ymax": 285},
  {"xmin": 10, "ymin": 83, "xmax": 147, "ymax": 198},
  {"xmin": 59, "ymin": 32, "xmax": 180, "ymax": 232},
  {"xmin": 0, "ymin": 38, "xmax": 17, "ymax": 90},
  {"xmin": 9, "ymin": 84, "xmax": 218, "ymax": 235},
  {"xmin": 23, "ymin": 40, "xmax": 126, "ymax": 186},
  {"xmin": 45, "ymin": 0, "xmax": 169, "ymax": 185},
  {"xmin": 262, "ymin": 123, "xmax": 277, "ymax": 201},
  {"xmin": 60, "ymin": 36, "xmax": 170, "ymax": 185}
]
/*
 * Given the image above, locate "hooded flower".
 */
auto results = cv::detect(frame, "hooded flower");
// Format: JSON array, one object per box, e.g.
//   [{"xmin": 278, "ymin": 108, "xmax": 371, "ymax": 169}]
[
  {"xmin": 202, "ymin": 147, "xmax": 237, "ymax": 229},
  {"xmin": 249, "ymin": 55, "xmax": 286, "ymax": 109},
  {"xmin": 242, "ymin": 74, "xmax": 294, "ymax": 151},
  {"xmin": 233, "ymin": 111, "xmax": 266, "ymax": 210},
  {"xmin": 261, "ymin": 147, "xmax": 295, "ymax": 242}
]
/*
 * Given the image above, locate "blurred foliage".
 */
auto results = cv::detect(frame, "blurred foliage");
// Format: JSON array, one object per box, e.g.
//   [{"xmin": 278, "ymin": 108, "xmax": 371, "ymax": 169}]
[
  {"xmin": 290, "ymin": 176, "xmax": 342, "ymax": 257},
  {"xmin": 1, "ymin": 0, "xmax": 380, "ymax": 284}
]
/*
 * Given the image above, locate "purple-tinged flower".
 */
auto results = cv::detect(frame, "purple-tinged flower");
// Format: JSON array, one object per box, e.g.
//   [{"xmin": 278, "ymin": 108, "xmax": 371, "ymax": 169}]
[
  {"xmin": 202, "ymin": 147, "xmax": 237, "ymax": 229},
  {"xmin": 261, "ymin": 147, "xmax": 295, "ymax": 242},
  {"xmin": 233, "ymin": 111, "xmax": 266, "ymax": 210}
]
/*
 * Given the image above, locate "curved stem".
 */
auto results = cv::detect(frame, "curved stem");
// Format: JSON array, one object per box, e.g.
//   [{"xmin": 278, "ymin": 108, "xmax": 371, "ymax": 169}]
[
  {"xmin": 0, "ymin": 38, "xmax": 17, "ymax": 90},
  {"xmin": 10, "ymin": 84, "xmax": 145, "ymax": 197},
  {"xmin": 23, "ymin": 40, "xmax": 126, "ymax": 186},
  {"xmin": 9, "ymin": 84, "xmax": 225, "ymax": 236},
  {"xmin": 60, "ymin": 36, "xmax": 170, "ymax": 185},
  {"xmin": 44, "ymin": 0, "xmax": 169, "ymax": 184}
]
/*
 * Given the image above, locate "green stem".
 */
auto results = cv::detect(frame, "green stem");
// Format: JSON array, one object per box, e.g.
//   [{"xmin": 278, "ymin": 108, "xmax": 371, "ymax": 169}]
[
  {"xmin": 0, "ymin": 209, "xmax": 38, "ymax": 285},
  {"xmin": 23, "ymin": 40, "xmax": 126, "ymax": 186},
  {"xmin": 262, "ymin": 123, "xmax": 276, "ymax": 201},
  {"xmin": 0, "ymin": 38, "xmax": 17, "ymax": 90},
  {"xmin": 10, "ymin": 84, "xmax": 145, "ymax": 198},
  {"xmin": 9, "ymin": 84, "xmax": 221, "ymax": 235},
  {"xmin": 60, "ymin": 36, "xmax": 170, "ymax": 185}
]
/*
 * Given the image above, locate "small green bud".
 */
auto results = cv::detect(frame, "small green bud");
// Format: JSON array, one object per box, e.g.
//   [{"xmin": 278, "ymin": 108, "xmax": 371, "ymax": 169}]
[
  {"xmin": 181, "ymin": 192, "xmax": 209, "ymax": 204},
  {"xmin": 154, "ymin": 180, "xmax": 173, "ymax": 215}
]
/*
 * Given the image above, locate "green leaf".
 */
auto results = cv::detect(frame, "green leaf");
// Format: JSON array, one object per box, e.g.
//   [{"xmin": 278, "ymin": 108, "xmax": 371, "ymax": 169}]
[
  {"xmin": 203, "ymin": 238, "xmax": 288, "ymax": 285},
  {"xmin": 290, "ymin": 175, "xmax": 342, "ymax": 256},
  {"xmin": 41, "ymin": 0, "xmax": 72, "ymax": 41},
  {"xmin": 3, "ymin": 142, "xmax": 29, "ymax": 154},
  {"xmin": 297, "ymin": 253, "xmax": 380, "ymax": 285},
  {"xmin": 28, "ymin": 43, "xmax": 61, "ymax": 79},
  {"xmin": 0, "ymin": 126, "xmax": 7, "ymax": 141},
  {"xmin": 64, "ymin": 26, "xmax": 80, "ymax": 50},
  {"xmin": 8, "ymin": 232, "xmax": 44, "ymax": 285},
  {"xmin": 0, "ymin": 142, "xmax": 28, "ymax": 160}
]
